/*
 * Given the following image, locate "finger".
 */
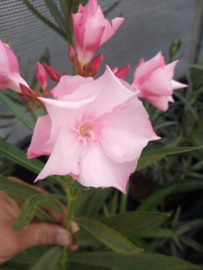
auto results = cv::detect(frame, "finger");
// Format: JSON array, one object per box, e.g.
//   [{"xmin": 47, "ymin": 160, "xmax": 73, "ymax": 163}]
[
  {"xmin": 70, "ymin": 221, "xmax": 80, "ymax": 251},
  {"xmin": 15, "ymin": 222, "xmax": 73, "ymax": 252}
]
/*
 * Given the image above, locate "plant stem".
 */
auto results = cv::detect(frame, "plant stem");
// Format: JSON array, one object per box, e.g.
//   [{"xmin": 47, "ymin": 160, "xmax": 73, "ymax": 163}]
[
  {"xmin": 60, "ymin": 186, "xmax": 76, "ymax": 270},
  {"xmin": 190, "ymin": 0, "xmax": 202, "ymax": 65}
]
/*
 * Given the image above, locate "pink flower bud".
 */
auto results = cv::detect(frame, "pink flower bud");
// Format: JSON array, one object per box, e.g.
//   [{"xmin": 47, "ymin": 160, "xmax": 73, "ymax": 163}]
[
  {"xmin": 19, "ymin": 83, "xmax": 37, "ymax": 102},
  {"xmin": 44, "ymin": 64, "xmax": 60, "ymax": 83},
  {"xmin": 36, "ymin": 62, "xmax": 48, "ymax": 89},
  {"xmin": 68, "ymin": 45, "xmax": 77, "ymax": 66},
  {"xmin": 114, "ymin": 65, "xmax": 130, "ymax": 79},
  {"xmin": 72, "ymin": 0, "xmax": 124, "ymax": 65},
  {"xmin": 0, "ymin": 40, "xmax": 29, "ymax": 93},
  {"xmin": 88, "ymin": 54, "xmax": 103, "ymax": 77}
]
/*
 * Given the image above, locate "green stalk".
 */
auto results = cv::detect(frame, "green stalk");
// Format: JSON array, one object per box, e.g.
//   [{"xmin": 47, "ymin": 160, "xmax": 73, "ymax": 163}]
[{"xmin": 60, "ymin": 186, "xmax": 77, "ymax": 270}]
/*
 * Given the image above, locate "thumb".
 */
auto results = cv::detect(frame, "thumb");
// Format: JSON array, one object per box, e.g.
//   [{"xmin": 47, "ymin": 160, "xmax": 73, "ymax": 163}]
[{"xmin": 17, "ymin": 222, "xmax": 73, "ymax": 250}]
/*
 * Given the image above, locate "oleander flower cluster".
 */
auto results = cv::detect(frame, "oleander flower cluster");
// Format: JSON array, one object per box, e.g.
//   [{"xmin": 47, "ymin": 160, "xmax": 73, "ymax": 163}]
[{"xmin": 0, "ymin": 0, "xmax": 187, "ymax": 193}]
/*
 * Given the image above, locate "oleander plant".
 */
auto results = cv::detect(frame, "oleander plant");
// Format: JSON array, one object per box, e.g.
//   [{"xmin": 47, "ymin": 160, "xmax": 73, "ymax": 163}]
[{"xmin": 0, "ymin": 0, "xmax": 202, "ymax": 269}]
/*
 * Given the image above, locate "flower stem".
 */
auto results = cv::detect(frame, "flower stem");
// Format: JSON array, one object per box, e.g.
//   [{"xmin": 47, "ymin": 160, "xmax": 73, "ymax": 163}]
[{"xmin": 60, "ymin": 186, "xmax": 76, "ymax": 270}]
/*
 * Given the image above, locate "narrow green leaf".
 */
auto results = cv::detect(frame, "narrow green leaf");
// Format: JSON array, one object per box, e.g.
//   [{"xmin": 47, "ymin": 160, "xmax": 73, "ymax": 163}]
[
  {"xmin": 22, "ymin": 0, "xmax": 67, "ymax": 40},
  {"xmin": 128, "ymin": 236, "xmax": 156, "ymax": 254},
  {"xmin": 0, "ymin": 267, "xmax": 19, "ymax": 270},
  {"xmin": 136, "ymin": 146, "xmax": 203, "ymax": 171},
  {"xmin": 74, "ymin": 216, "xmax": 144, "ymax": 255},
  {"xmin": 190, "ymin": 64, "xmax": 203, "ymax": 71},
  {"xmin": 74, "ymin": 212, "xmax": 168, "ymax": 247},
  {"xmin": 0, "ymin": 139, "xmax": 58, "ymax": 184},
  {"xmin": 0, "ymin": 175, "xmax": 55, "ymax": 222},
  {"xmin": 136, "ymin": 186, "xmax": 176, "ymax": 211},
  {"xmin": 59, "ymin": 0, "xmax": 70, "ymax": 26},
  {"xmin": 13, "ymin": 194, "xmax": 64, "ymax": 231},
  {"xmin": 135, "ymin": 229, "xmax": 174, "ymax": 238},
  {"xmin": 0, "ymin": 92, "xmax": 35, "ymax": 131},
  {"xmin": 70, "ymin": 251, "xmax": 201, "ymax": 270},
  {"xmin": 44, "ymin": 0, "xmax": 69, "ymax": 34},
  {"xmin": 120, "ymin": 182, "xmax": 129, "ymax": 213},
  {"xmin": 101, "ymin": 212, "xmax": 169, "ymax": 237},
  {"xmin": 110, "ymin": 190, "xmax": 119, "ymax": 215},
  {"xmin": 137, "ymin": 179, "xmax": 203, "ymax": 212},
  {"xmin": 28, "ymin": 247, "xmax": 62, "ymax": 270},
  {"xmin": 71, "ymin": 0, "xmax": 88, "ymax": 13},
  {"xmin": 179, "ymin": 235, "xmax": 203, "ymax": 252},
  {"xmin": 74, "ymin": 189, "xmax": 95, "ymax": 216},
  {"xmin": 103, "ymin": 0, "xmax": 123, "ymax": 16},
  {"xmin": 84, "ymin": 188, "xmax": 113, "ymax": 218},
  {"xmin": 2, "ymin": 249, "xmax": 43, "ymax": 269},
  {"xmin": 103, "ymin": 203, "xmax": 110, "ymax": 217}
]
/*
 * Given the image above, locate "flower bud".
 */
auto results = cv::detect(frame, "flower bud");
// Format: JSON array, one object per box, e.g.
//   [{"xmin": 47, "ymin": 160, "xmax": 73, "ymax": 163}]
[
  {"xmin": 19, "ymin": 83, "xmax": 37, "ymax": 102},
  {"xmin": 88, "ymin": 54, "xmax": 103, "ymax": 77},
  {"xmin": 68, "ymin": 45, "xmax": 77, "ymax": 67},
  {"xmin": 44, "ymin": 64, "xmax": 60, "ymax": 83},
  {"xmin": 114, "ymin": 65, "xmax": 130, "ymax": 79},
  {"xmin": 36, "ymin": 62, "xmax": 48, "ymax": 89}
]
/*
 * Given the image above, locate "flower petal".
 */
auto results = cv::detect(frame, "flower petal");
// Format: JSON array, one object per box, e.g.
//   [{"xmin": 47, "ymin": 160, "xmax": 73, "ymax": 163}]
[
  {"xmin": 171, "ymin": 79, "xmax": 188, "ymax": 89},
  {"xmin": 51, "ymin": 75, "xmax": 93, "ymax": 100},
  {"xmin": 88, "ymin": 66, "xmax": 135, "ymax": 118},
  {"xmin": 100, "ymin": 17, "xmax": 124, "ymax": 46},
  {"xmin": 35, "ymin": 128, "xmax": 84, "ymax": 181},
  {"xmin": 100, "ymin": 96, "xmax": 159, "ymax": 163},
  {"xmin": 163, "ymin": 60, "xmax": 178, "ymax": 80},
  {"xmin": 27, "ymin": 115, "xmax": 53, "ymax": 159},
  {"xmin": 143, "ymin": 95, "xmax": 174, "ymax": 112},
  {"xmin": 139, "ymin": 68, "xmax": 173, "ymax": 96},
  {"xmin": 133, "ymin": 52, "xmax": 165, "ymax": 88},
  {"xmin": 78, "ymin": 142, "xmax": 136, "ymax": 193}
]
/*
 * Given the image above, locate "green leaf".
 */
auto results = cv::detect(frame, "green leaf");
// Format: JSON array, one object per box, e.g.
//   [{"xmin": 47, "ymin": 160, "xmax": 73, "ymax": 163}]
[
  {"xmin": 74, "ymin": 188, "xmax": 112, "ymax": 217},
  {"xmin": 74, "ymin": 212, "xmax": 168, "ymax": 247},
  {"xmin": 70, "ymin": 251, "xmax": 201, "ymax": 270},
  {"xmin": 190, "ymin": 64, "xmax": 203, "ymax": 71},
  {"xmin": 74, "ymin": 216, "xmax": 144, "ymax": 255},
  {"xmin": 28, "ymin": 247, "xmax": 62, "ymax": 270},
  {"xmin": 0, "ymin": 267, "xmax": 19, "ymax": 270},
  {"xmin": 59, "ymin": 0, "xmax": 70, "ymax": 27},
  {"xmin": 136, "ymin": 146, "xmax": 203, "ymax": 171},
  {"xmin": 44, "ymin": 0, "xmax": 69, "ymax": 34},
  {"xmin": 135, "ymin": 229, "xmax": 174, "ymax": 238},
  {"xmin": 13, "ymin": 193, "xmax": 64, "ymax": 231},
  {"xmin": 1, "ymin": 249, "xmax": 43, "ymax": 269},
  {"xmin": 0, "ymin": 92, "xmax": 35, "ymax": 132},
  {"xmin": 87, "ymin": 188, "xmax": 113, "ymax": 217},
  {"xmin": 137, "ymin": 179, "xmax": 203, "ymax": 212},
  {"xmin": 136, "ymin": 186, "xmax": 176, "ymax": 211},
  {"xmin": 0, "ymin": 139, "xmax": 58, "ymax": 184},
  {"xmin": 22, "ymin": 0, "xmax": 68, "ymax": 40},
  {"xmin": 179, "ymin": 236, "xmax": 203, "ymax": 252},
  {"xmin": 71, "ymin": 0, "xmax": 88, "ymax": 13},
  {"xmin": 103, "ymin": 0, "xmax": 123, "ymax": 16},
  {"xmin": 0, "ymin": 175, "xmax": 54, "ymax": 222},
  {"xmin": 128, "ymin": 236, "xmax": 156, "ymax": 254}
]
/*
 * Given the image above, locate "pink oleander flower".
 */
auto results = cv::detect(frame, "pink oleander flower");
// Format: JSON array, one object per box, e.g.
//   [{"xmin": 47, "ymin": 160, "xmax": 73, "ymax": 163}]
[
  {"xmin": 27, "ymin": 66, "xmax": 159, "ymax": 193},
  {"xmin": 72, "ymin": 0, "xmax": 124, "ymax": 66},
  {"xmin": 132, "ymin": 52, "xmax": 187, "ymax": 111},
  {"xmin": 0, "ymin": 40, "xmax": 29, "ymax": 93}
]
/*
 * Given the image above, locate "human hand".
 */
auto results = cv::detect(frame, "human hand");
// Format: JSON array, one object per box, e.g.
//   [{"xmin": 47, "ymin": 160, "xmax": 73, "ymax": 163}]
[{"xmin": 0, "ymin": 178, "xmax": 79, "ymax": 265}]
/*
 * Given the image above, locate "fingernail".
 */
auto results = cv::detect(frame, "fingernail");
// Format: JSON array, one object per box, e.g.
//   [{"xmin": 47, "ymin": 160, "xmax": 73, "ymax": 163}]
[{"xmin": 56, "ymin": 229, "xmax": 72, "ymax": 246}]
